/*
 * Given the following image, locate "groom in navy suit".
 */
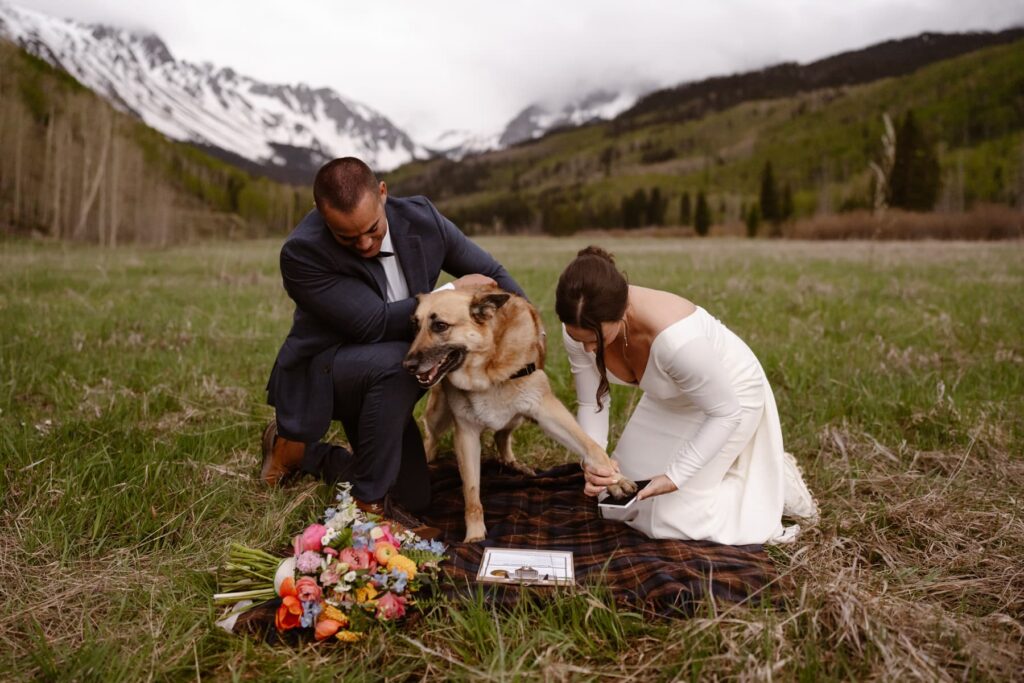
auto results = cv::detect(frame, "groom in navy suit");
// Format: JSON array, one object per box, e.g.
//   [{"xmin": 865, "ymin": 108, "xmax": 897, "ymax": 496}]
[{"xmin": 263, "ymin": 157, "xmax": 524, "ymax": 516}]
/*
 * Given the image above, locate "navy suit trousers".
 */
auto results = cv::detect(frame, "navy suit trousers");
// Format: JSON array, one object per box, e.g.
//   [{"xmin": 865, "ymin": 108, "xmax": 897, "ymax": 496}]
[{"xmin": 298, "ymin": 341, "xmax": 430, "ymax": 512}]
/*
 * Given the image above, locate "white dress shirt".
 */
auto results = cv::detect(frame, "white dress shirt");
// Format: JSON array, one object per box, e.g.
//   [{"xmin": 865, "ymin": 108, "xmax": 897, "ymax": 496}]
[
  {"xmin": 378, "ymin": 223, "xmax": 455, "ymax": 301},
  {"xmin": 377, "ymin": 228, "xmax": 409, "ymax": 303}
]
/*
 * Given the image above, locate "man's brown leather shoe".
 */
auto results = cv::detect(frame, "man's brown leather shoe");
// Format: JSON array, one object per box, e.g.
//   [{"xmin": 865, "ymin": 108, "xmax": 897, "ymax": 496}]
[
  {"xmin": 260, "ymin": 420, "xmax": 305, "ymax": 486},
  {"xmin": 354, "ymin": 496, "xmax": 442, "ymax": 541},
  {"xmin": 354, "ymin": 497, "xmax": 386, "ymax": 516}
]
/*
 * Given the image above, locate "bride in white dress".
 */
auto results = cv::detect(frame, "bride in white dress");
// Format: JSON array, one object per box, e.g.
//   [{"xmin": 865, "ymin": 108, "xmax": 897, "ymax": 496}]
[{"xmin": 555, "ymin": 246, "xmax": 818, "ymax": 545}]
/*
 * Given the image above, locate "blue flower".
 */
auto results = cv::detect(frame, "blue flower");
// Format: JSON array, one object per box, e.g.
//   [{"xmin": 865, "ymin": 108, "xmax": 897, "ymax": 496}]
[
  {"xmin": 390, "ymin": 569, "xmax": 408, "ymax": 593},
  {"xmin": 300, "ymin": 600, "xmax": 322, "ymax": 628},
  {"xmin": 353, "ymin": 521, "xmax": 376, "ymax": 534},
  {"xmin": 412, "ymin": 539, "xmax": 447, "ymax": 554},
  {"xmin": 323, "ymin": 506, "xmax": 337, "ymax": 522},
  {"xmin": 352, "ymin": 536, "xmax": 369, "ymax": 551},
  {"xmin": 371, "ymin": 571, "xmax": 389, "ymax": 588}
]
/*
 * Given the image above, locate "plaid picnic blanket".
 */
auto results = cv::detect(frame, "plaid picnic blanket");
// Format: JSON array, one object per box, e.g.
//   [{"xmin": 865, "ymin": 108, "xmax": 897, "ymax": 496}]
[{"xmin": 421, "ymin": 460, "xmax": 783, "ymax": 616}]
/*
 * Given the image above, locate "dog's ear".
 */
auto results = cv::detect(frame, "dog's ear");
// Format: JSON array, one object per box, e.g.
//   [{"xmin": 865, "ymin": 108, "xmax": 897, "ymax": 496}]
[{"xmin": 470, "ymin": 291, "xmax": 511, "ymax": 323}]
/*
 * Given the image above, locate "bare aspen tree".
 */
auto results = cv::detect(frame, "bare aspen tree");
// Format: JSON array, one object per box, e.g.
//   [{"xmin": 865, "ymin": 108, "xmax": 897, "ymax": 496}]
[
  {"xmin": 108, "ymin": 129, "xmax": 121, "ymax": 247},
  {"xmin": 869, "ymin": 113, "xmax": 896, "ymax": 213},
  {"xmin": 73, "ymin": 109, "xmax": 113, "ymax": 240},
  {"xmin": 13, "ymin": 106, "xmax": 24, "ymax": 223},
  {"xmin": 42, "ymin": 106, "xmax": 56, "ymax": 231}
]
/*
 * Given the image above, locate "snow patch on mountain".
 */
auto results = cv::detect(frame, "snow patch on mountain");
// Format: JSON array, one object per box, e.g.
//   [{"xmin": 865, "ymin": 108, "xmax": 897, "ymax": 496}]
[
  {"xmin": 426, "ymin": 128, "xmax": 502, "ymax": 161},
  {"xmin": 0, "ymin": 1, "xmax": 425, "ymax": 172},
  {"xmin": 498, "ymin": 89, "xmax": 642, "ymax": 147}
]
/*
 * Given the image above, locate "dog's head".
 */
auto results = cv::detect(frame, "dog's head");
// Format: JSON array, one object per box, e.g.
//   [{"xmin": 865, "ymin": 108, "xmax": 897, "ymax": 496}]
[{"xmin": 402, "ymin": 287, "xmax": 512, "ymax": 387}]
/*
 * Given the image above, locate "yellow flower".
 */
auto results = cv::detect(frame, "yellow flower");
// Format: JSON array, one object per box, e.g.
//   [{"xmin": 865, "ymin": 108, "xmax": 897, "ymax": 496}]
[
  {"xmin": 387, "ymin": 554, "xmax": 417, "ymax": 579},
  {"xmin": 319, "ymin": 605, "xmax": 349, "ymax": 627},
  {"xmin": 354, "ymin": 583, "xmax": 379, "ymax": 604},
  {"xmin": 336, "ymin": 630, "xmax": 364, "ymax": 643}
]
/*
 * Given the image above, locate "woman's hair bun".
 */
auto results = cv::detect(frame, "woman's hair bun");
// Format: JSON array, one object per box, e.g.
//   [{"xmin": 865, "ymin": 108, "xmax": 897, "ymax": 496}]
[{"xmin": 577, "ymin": 245, "xmax": 615, "ymax": 264}]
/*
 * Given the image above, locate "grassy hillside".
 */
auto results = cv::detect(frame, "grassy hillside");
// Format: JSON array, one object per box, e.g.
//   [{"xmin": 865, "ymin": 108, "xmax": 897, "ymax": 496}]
[
  {"xmin": 1, "ymin": 238, "xmax": 1021, "ymax": 679},
  {"xmin": 387, "ymin": 40, "xmax": 1024, "ymax": 234},
  {"xmin": 0, "ymin": 40, "xmax": 308, "ymax": 244}
]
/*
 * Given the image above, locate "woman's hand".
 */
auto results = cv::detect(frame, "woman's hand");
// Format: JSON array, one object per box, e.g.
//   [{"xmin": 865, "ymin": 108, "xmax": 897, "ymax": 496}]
[
  {"xmin": 582, "ymin": 460, "xmax": 622, "ymax": 497},
  {"xmin": 635, "ymin": 474, "xmax": 678, "ymax": 502}
]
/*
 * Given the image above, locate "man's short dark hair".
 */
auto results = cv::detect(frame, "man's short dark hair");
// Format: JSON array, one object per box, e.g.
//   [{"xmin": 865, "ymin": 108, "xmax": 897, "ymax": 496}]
[{"xmin": 313, "ymin": 157, "xmax": 379, "ymax": 213}]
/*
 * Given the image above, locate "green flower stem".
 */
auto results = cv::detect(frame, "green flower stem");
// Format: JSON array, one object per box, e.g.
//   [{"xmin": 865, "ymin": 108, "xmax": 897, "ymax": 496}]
[{"xmin": 212, "ymin": 588, "xmax": 277, "ymax": 605}]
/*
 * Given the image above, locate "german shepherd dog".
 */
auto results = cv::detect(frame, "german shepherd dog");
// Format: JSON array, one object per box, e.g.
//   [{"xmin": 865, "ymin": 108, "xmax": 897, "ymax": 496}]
[{"xmin": 402, "ymin": 286, "xmax": 637, "ymax": 542}]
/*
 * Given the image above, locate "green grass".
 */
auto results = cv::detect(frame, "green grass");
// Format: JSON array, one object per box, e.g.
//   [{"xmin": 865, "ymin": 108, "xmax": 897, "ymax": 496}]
[{"xmin": 1, "ymin": 237, "xmax": 1022, "ymax": 680}]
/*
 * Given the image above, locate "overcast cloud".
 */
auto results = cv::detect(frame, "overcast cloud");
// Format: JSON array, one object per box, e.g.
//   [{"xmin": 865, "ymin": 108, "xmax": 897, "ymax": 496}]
[{"xmin": 13, "ymin": 0, "xmax": 1024, "ymax": 142}]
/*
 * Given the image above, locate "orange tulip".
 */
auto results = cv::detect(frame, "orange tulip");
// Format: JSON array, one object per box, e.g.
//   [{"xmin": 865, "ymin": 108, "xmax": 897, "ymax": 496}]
[
  {"xmin": 315, "ymin": 618, "xmax": 343, "ymax": 641},
  {"xmin": 275, "ymin": 595, "xmax": 303, "ymax": 631},
  {"xmin": 278, "ymin": 575, "xmax": 296, "ymax": 598}
]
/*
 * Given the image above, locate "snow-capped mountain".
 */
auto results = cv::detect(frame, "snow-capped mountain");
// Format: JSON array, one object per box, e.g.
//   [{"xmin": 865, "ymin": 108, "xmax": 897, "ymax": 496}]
[
  {"xmin": 426, "ymin": 128, "xmax": 502, "ymax": 161},
  {"xmin": 0, "ymin": 1, "xmax": 425, "ymax": 175},
  {"xmin": 498, "ymin": 89, "xmax": 642, "ymax": 147},
  {"xmin": 426, "ymin": 89, "xmax": 645, "ymax": 161}
]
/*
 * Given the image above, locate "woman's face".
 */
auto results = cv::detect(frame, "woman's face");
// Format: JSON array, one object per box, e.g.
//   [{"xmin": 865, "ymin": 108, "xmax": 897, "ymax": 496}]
[{"xmin": 565, "ymin": 321, "xmax": 622, "ymax": 354}]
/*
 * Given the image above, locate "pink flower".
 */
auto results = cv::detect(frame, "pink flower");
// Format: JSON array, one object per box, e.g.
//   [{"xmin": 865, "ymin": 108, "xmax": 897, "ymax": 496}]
[
  {"xmin": 320, "ymin": 566, "xmax": 341, "ymax": 586},
  {"xmin": 296, "ymin": 550, "xmax": 322, "ymax": 574},
  {"xmin": 370, "ymin": 528, "xmax": 397, "ymax": 548},
  {"xmin": 300, "ymin": 524, "xmax": 327, "ymax": 552},
  {"xmin": 375, "ymin": 592, "xmax": 407, "ymax": 621},
  {"xmin": 295, "ymin": 576, "xmax": 322, "ymax": 603},
  {"xmin": 323, "ymin": 547, "xmax": 339, "ymax": 557},
  {"xmin": 339, "ymin": 547, "xmax": 377, "ymax": 573}
]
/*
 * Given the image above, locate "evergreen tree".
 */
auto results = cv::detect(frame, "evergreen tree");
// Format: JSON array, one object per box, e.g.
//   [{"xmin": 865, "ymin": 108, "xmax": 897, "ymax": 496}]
[
  {"xmin": 746, "ymin": 203, "xmax": 761, "ymax": 238},
  {"xmin": 599, "ymin": 146, "xmax": 616, "ymax": 178},
  {"xmin": 694, "ymin": 191, "xmax": 711, "ymax": 236},
  {"xmin": 647, "ymin": 187, "xmax": 667, "ymax": 225},
  {"xmin": 888, "ymin": 110, "xmax": 941, "ymax": 211},
  {"xmin": 760, "ymin": 161, "xmax": 780, "ymax": 223},
  {"xmin": 620, "ymin": 188, "xmax": 648, "ymax": 228},
  {"xmin": 781, "ymin": 183, "xmax": 794, "ymax": 222},
  {"xmin": 679, "ymin": 192, "xmax": 692, "ymax": 226}
]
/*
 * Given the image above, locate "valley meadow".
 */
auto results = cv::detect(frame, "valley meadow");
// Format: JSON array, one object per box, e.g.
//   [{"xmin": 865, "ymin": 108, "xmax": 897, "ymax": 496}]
[{"xmin": 1, "ymin": 236, "xmax": 1021, "ymax": 681}]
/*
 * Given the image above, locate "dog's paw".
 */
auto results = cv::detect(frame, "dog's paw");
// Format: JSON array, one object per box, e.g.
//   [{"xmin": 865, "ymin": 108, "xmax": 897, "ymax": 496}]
[
  {"xmin": 606, "ymin": 477, "xmax": 638, "ymax": 500},
  {"xmin": 463, "ymin": 526, "xmax": 487, "ymax": 543}
]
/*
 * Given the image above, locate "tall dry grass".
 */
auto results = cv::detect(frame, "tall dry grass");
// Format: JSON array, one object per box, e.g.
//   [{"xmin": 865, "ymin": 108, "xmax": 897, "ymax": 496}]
[{"xmin": 787, "ymin": 205, "xmax": 1024, "ymax": 240}]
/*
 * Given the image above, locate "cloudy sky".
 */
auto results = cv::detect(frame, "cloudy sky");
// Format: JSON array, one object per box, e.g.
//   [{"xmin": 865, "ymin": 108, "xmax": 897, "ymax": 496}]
[{"xmin": 13, "ymin": 0, "xmax": 1024, "ymax": 142}]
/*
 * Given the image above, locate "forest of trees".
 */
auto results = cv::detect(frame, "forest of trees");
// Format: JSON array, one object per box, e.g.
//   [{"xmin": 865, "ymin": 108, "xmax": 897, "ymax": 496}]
[
  {"xmin": 0, "ymin": 43, "xmax": 306, "ymax": 245},
  {"xmin": 3, "ymin": 30, "xmax": 1021, "ymax": 243}
]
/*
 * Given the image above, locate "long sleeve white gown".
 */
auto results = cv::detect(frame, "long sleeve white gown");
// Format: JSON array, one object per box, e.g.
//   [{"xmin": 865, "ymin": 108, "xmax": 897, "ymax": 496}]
[{"xmin": 563, "ymin": 306, "xmax": 817, "ymax": 545}]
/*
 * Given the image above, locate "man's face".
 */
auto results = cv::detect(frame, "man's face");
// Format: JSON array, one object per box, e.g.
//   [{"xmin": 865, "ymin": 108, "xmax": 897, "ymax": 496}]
[{"xmin": 322, "ymin": 182, "xmax": 389, "ymax": 258}]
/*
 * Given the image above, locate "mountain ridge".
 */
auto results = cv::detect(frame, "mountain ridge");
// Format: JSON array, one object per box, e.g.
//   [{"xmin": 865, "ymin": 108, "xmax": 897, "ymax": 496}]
[
  {"xmin": 385, "ymin": 36, "xmax": 1024, "ymax": 235},
  {"xmin": 0, "ymin": 0, "xmax": 425, "ymax": 180},
  {"xmin": 621, "ymin": 28, "xmax": 1024, "ymax": 126}
]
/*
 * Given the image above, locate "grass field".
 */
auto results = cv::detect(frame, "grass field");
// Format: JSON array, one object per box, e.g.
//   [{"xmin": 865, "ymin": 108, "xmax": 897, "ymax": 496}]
[{"xmin": 1, "ymin": 237, "xmax": 1022, "ymax": 681}]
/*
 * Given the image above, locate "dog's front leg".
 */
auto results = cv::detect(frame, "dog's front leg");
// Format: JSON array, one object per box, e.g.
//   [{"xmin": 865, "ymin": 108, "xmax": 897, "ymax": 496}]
[
  {"xmin": 532, "ymin": 391, "xmax": 637, "ymax": 499},
  {"xmin": 422, "ymin": 386, "xmax": 453, "ymax": 463},
  {"xmin": 452, "ymin": 420, "xmax": 487, "ymax": 542}
]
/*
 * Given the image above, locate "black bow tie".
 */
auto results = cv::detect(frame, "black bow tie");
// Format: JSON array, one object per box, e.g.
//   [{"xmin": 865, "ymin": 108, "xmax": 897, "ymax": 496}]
[{"xmin": 377, "ymin": 250, "xmax": 394, "ymax": 258}]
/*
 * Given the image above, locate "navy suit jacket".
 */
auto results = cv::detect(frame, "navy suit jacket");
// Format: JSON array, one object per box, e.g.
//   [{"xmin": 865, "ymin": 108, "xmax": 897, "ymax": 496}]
[{"xmin": 267, "ymin": 195, "xmax": 524, "ymax": 442}]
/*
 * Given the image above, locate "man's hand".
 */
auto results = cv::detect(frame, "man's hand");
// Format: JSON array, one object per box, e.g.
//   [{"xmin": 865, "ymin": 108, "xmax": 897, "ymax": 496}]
[
  {"xmin": 634, "ymin": 474, "xmax": 678, "ymax": 502},
  {"xmin": 582, "ymin": 459, "xmax": 622, "ymax": 497},
  {"xmin": 450, "ymin": 274, "xmax": 497, "ymax": 290}
]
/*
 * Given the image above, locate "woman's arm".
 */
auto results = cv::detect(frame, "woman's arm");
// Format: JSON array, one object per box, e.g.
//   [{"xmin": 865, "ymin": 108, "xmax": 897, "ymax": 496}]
[
  {"xmin": 658, "ymin": 336, "xmax": 744, "ymax": 491},
  {"xmin": 561, "ymin": 324, "xmax": 610, "ymax": 450}
]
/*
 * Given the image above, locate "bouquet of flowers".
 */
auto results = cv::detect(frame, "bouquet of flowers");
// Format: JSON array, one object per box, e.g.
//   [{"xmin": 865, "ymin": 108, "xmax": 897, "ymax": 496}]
[{"xmin": 214, "ymin": 482, "xmax": 446, "ymax": 643}]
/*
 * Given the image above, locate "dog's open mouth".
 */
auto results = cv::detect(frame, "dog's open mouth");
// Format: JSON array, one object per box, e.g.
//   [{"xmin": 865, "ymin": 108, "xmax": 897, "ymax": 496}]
[{"xmin": 413, "ymin": 347, "xmax": 466, "ymax": 387}]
